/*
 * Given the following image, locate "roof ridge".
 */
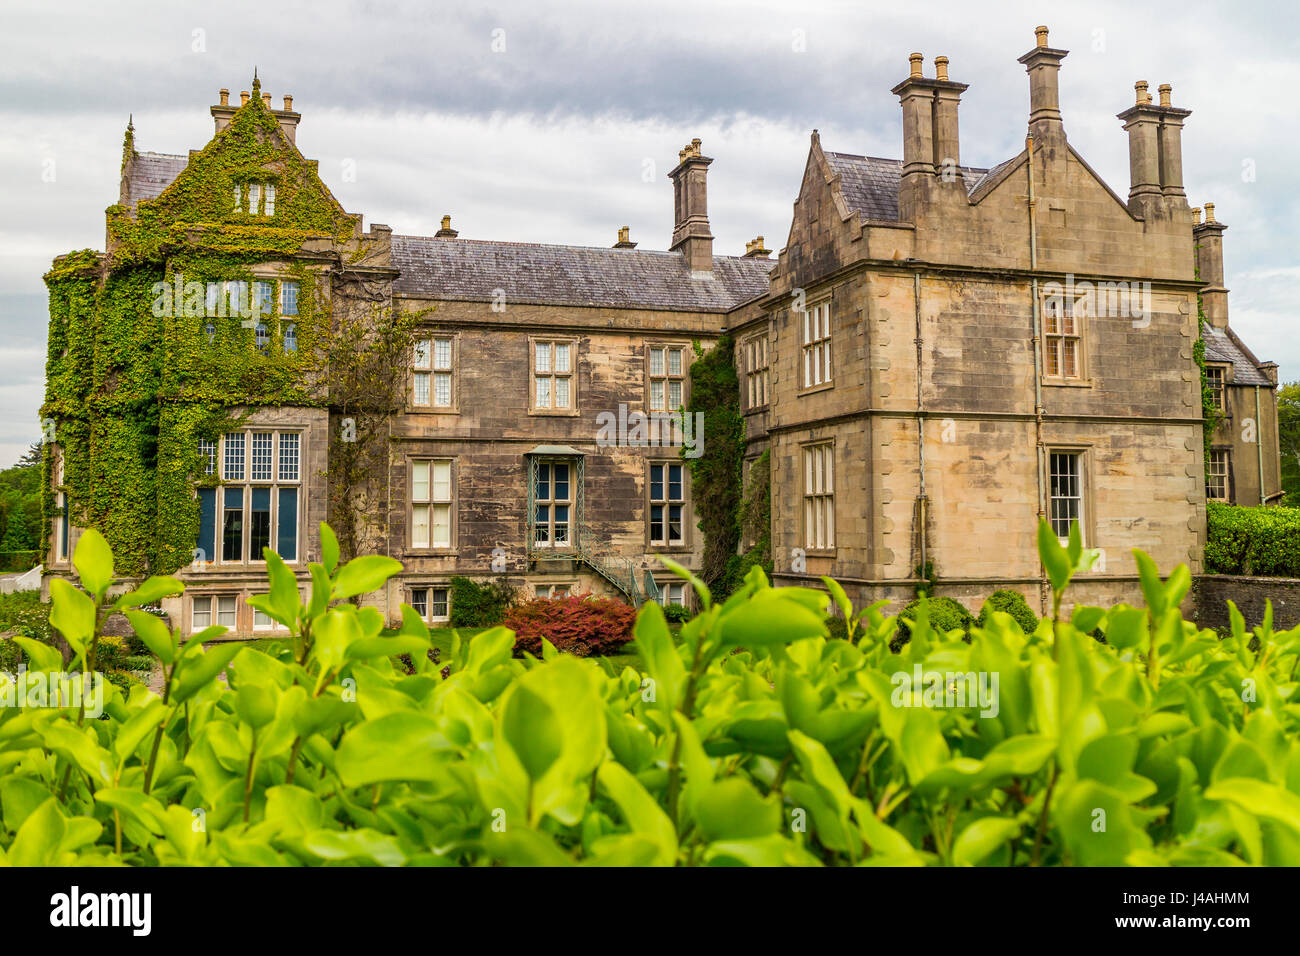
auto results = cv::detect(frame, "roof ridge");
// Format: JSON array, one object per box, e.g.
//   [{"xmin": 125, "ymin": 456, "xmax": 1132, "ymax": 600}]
[{"xmin": 391, "ymin": 234, "xmax": 773, "ymax": 263}]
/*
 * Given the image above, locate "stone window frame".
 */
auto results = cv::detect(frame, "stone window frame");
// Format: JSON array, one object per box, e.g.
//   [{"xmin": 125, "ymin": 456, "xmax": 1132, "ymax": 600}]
[
  {"xmin": 645, "ymin": 341, "xmax": 690, "ymax": 414},
  {"xmin": 1204, "ymin": 363, "xmax": 1230, "ymax": 414},
  {"xmin": 1040, "ymin": 292, "xmax": 1091, "ymax": 386},
  {"xmin": 407, "ymin": 456, "xmax": 457, "ymax": 553},
  {"xmin": 799, "ymin": 297, "xmax": 834, "ymax": 393},
  {"xmin": 1045, "ymin": 444, "xmax": 1095, "ymax": 548},
  {"xmin": 409, "ymin": 583, "xmax": 452, "ymax": 623},
  {"xmin": 529, "ymin": 336, "xmax": 580, "ymax": 416},
  {"xmin": 646, "ymin": 459, "xmax": 691, "ymax": 551},
  {"xmin": 743, "ymin": 332, "xmax": 770, "ymax": 411},
  {"xmin": 1206, "ymin": 448, "xmax": 1231, "ymax": 502},
  {"xmin": 800, "ymin": 439, "xmax": 836, "ymax": 554},
  {"xmin": 411, "ymin": 331, "xmax": 460, "ymax": 414}
]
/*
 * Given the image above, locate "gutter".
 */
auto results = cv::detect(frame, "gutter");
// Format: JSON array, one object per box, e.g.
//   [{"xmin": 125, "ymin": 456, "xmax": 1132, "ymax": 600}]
[{"xmin": 1027, "ymin": 135, "xmax": 1048, "ymax": 615}]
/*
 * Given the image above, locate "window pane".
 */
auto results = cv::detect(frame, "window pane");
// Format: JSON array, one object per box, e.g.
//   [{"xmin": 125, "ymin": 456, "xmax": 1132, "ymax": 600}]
[
  {"xmin": 535, "ymin": 344, "xmax": 551, "ymax": 373},
  {"xmin": 223, "ymin": 433, "xmax": 245, "ymax": 480},
  {"xmin": 668, "ymin": 465, "xmax": 682, "ymax": 500},
  {"xmin": 431, "ymin": 460, "xmax": 452, "ymax": 500},
  {"xmin": 414, "ymin": 339, "xmax": 431, "ymax": 369},
  {"xmin": 412, "ymin": 461, "xmax": 430, "ymax": 501},
  {"xmin": 410, "ymin": 588, "xmax": 428, "ymax": 618},
  {"xmin": 554, "ymin": 343, "xmax": 570, "ymax": 373},
  {"xmin": 250, "ymin": 487, "xmax": 271, "ymax": 559},
  {"xmin": 650, "ymin": 381, "xmax": 664, "ymax": 411},
  {"xmin": 254, "ymin": 280, "xmax": 273, "ymax": 316},
  {"xmin": 222, "ymin": 486, "xmax": 243, "ymax": 562},
  {"xmin": 536, "ymin": 377, "xmax": 551, "ymax": 407},
  {"xmin": 251, "ymin": 432, "xmax": 273, "ymax": 481},
  {"xmin": 669, "ymin": 380, "xmax": 682, "ymax": 409},
  {"xmin": 217, "ymin": 596, "xmax": 237, "ymax": 628},
  {"xmin": 650, "ymin": 504, "xmax": 663, "ymax": 542},
  {"xmin": 649, "ymin": 347, "xmax": 664, "ymax": 376},
  {"xmin": 414, "ymin": 371, "xmax": 430, "ymax": 405},
  {"xmin": 277, "ymin": 487, "xmax": 298, "ymax": 561},
  {"xmin": 264, "ymin": 184, "xmax": 276, "ymax": 215},
  {"xmin": 650, "ymin": 464, "xmax": 663, "ymax": 501},
  {"xmin": 248, "ymin": 183, "xmax": 260, "ymax": 214},
  {"xmin": 278, "ymin": 433, "xmax": 300, "ymax": 481},
  {"xmin": 431, "ymin": 588, "xmax": 449, "ymax": 618},
  {"xmin": 198, "ymin": 438, "xmax": 217, "ymax": 475},
  {"xmin": 432, "ymin": 503, "xmax": 451, "ymax": 548},
  {"xmin": 555, "ymin": 377, "xmax": 570, "ymax": 408},
  {"xmin": 254, "ymin": 607, "xmax": 272, "ymax": 628},
  {"xmin": 667, "ymin": 348, "xmax": 682, "ymax": 376},
  {"xmin": 433, "ymin": 338, "xmax": 452, "ymax": 369},
  {"xmin": 412, "ymin": 503, "xmax": 430, "ymax": 549},
  {"xmin": 193, "ymin": 597, "xmax": 212, "ymax": 629},
  {"xmin": 668, "ymin": 504, "xmax": 682, "ymax": 543},
  {"xmin": 434, "ymin": 372, "xmax": 452, "ymax": 406},
  {"xmin": 282, "ymin": 321, "xmax": 297, "ymax": 352},
  {"xmin": 196, "ymin": 487, "xmax": 216, "ymax": 564},
  {"xmin": 281, "ymin": 281, "xmax": 299, "ymax": 316}
]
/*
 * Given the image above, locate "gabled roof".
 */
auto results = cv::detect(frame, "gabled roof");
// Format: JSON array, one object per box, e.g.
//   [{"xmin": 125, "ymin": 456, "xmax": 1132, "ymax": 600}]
[
  {"xmin": 1204, "ymin": 325, "xmax": 1273, "ymax": 386},
  {"xmin": 823, "ymin": 152, "xmax": 990, "ymax": 221},
  {"xmin": 126, "ymin": 151, "xmax": 188, "ymax": 206},
  {"xmin": 391, "ymin": 236, "xmax": 775, "ymax": 312}
]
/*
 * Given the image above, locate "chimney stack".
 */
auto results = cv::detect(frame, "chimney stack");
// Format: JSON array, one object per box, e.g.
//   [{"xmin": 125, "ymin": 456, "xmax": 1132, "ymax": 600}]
[
  {"xmin": 891, "ymin": 53, "xmax": 937, "ymax": 219},
  {"xmin": 743, "ymin": 236, "xmax": 771, "ymax": 258},
  {"xmin": 272, "ymin": 91, "xmax": 301, "ymax": 144},
  {"xmin": 1117, "ymin": 80, "xmax": 1164, "ymax": 217},
  {"xmin": 1017, "ymin": 25, "xmax": 1069, "ymax": 146},
  {"xmin": 1156, "ymin": 84, "xmax": 1190, "ymax": 209},
  {"xmin": 435, "ymin": 214, "xmax": 459, "ymax": 238},
  {"xmin": 931, "ymin": 55, "xmax": 969, "ymax": 181},
  {"xmin": 613, "ymin": 226, "xmax": 637, "ymax": 249},
  {"xmin": 1194, "ymin": 202, "xmax": 1229, "ymax": 328},
  {"xmin": 668, "ymin": 138, "xmax": 714, "ymax": 273},
  {"xmin": 214, "ymin": 85, "xmax": 300, "ymax": 142}
]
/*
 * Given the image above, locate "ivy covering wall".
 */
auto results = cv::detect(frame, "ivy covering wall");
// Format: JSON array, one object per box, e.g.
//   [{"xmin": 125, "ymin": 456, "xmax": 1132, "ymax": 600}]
[{"xmin": 41, "ymin": 87, "xmax": 358, "ymax": 575}]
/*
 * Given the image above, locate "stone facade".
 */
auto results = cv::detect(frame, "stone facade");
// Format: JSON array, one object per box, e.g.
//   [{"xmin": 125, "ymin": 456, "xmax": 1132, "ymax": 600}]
[{"xmin": 42, "ymin": 26, "xmax": 1282, "ymax": 635}]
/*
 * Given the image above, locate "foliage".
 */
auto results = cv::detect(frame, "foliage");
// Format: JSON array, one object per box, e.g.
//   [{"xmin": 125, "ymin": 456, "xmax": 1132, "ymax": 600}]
[
  {"xmin": 660, "ymin": 603, "xmax": 692, "ymax": 624},
  {"xmin": 976, "ymin": 589, "xmax": 1039, "ymax": 636},
  {"xmin": 0, "ymin": 590, "xmax": 55, "ymax": 672},
  {"xmin": 1192, "ymin": 292, "xmax": 1222, "ymax": 480},
  {"xmin": 898, "ymin": 596, "xmax": 974, "ymax": 641},
  {"xmin": 0, "ymin": 443, "xmax": 43, "ymax": 572},
  {"xmin": 505, "ymin": 595, "xmax": 637, "ymax": 658},
  {"xmin": 1280, "ymin": 382, "xmax": 1300, "ymax": 507},
  {"xmin": 685, "ymin": 335, "xmax": 745, "ymax": 595},
  {"xmin": 6, "ymin": 521, "xmax": 1300, "ymax": 867},
  {"xmin": 718, "ymin": 449, "xmax": 772, "ymax": 595},
  {"xmin": 448, "ymin": 575, "xmax": 516, "ymax": 628},
  {"xmin": 1205, "ymin": 501, "xmax": 1300, "ymax": 577}
]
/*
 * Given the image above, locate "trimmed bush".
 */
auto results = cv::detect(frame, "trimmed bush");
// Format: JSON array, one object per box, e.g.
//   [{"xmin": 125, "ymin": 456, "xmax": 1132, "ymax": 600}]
[
  {"xmin": 1205, "ymin": 501, "xmax": 1300, "ymax": 577},
  {"xmin": 661, "ymin": 603, "xmax": 692, "ymax": 624},
  {"xmin": 977, "ymin": 588, "xmax": 1039, "ymax": 634},
  {"xmin": 896, "ymin": 595, "xmax": 974, "ymax": 642},
  {"xmin": 448, "ymin": 575, "xmax": 516, "ymax": 628},
  {"xmin": 505, "ymin": 594, "xmax": 638, "ymax": 657}
]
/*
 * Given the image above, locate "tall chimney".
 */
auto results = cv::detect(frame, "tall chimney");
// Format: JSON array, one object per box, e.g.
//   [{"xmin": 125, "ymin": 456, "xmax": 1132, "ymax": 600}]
[
  {"xmin": 668, "ymin": 138, "xmax": 714, "ymax": 273},
  {"xmin": 212, "ymin": 88, "xmax": 237, "ymax": 134},
  {"xmin": 1017, "ymin": 25, "xmax": 1069, "ymax": 146},
  {"xmin": 1155, "ymin": 84, "xmax": 1191, "ymax": 209},
  {"xmin": 1117, "ymin": 80, "xmax": 1164, "ymax": 217},
  {"xmin": 271, "ymin": 92, "xmax": 301, "ymax": 145},
  {"xmin": 891, "ymin": 53, "xmax": 939, "ymax": 220},
  {"xmin": 930, "ymin": 55, "xmax": 969, "ymax": 191},
  {"xmin": 1194, "ymin": 202, "xmax": 1229, "ymax": 329}
]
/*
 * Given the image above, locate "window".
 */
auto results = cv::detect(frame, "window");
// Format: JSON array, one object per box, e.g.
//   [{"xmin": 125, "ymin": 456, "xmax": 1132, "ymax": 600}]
[
  {"xmin": 192, "ymin": 595, "xmax": 239, "ymax": 630},
  {"xmin": 192, "ymin": 597, "xmax": 212, "ymax": 630},
  {"xmin": 541, "ymin": 584, "xmax": 571, "ymax": 600},
  {"xmin": 204, "ymin": 321, "xmax": 216, "ymax": 344},
  {"xmin": 1044, "ymin": 297, "xmax": 1082, "ymax": 379},
  {"xmin": 648, "ymin": 345, "xmax": 686, "ymax": 412},
  {"xmin": 255, "ymin": 321, "xmax": 270, "ymax": 355},
  {"xmin": 217, "ymin": 596, "xmax": 237, "ymax": 628},
  {"xmin": 52, "ymin": 452, "xmax": 69, "ymax": 562},
  {"xmin": 254, "ymin": 280, "xmax": 274, "ymax": 317},
  {"xmin": 1048, "ymin": 451, "xmax": 1084, "ymax": 541},
  {"xmin": 410, "ymin": 586, "xmax": 451, "ymax": 622},
  {"xmin": 264, "ymin": 184, "xmax": 276, "ymax": 216},
  {"xmin": 413, "ymin": 336, "xmax": 454, "ymax": 408},
  {"xmin": 1207, "ymin": 449, "xmax": 1230, "ymax": 501},
  {"xmin": 533, "ymin": 461, "xmax": 572, "ymax": 547},
  {"xmin": 281, "ymin": 281, "xmax": 299, "ymax": 316},
  {"xmin": 649, "ymin": 462, "xmax": 685, "ymax": 546},
  {"xmin": 247, "ymin": 183, "xmax": 260, "ymax": 215},
  {"xmin": 253, "ymin": 605, "xmax": 275, "ymax": 630},
  {"xmin": 197, "ymin": 431, "xmax": 302, "ymax": 565},
  {"xmin": 1205, "ymin": 366, "xmax": 1226, "ymax": 412},
  {"xmin": 533, "ymin": 340, "xmax": 574, "ymax": 411},
  {"xmin": 745, "ymin": 335, "xmax": 769, "ymax": 409},
  {"xmin": 283, "ymin": 322, "xmax": 297, "ymax": 352},
  {"xmin": 802, "ymin": 300, "xmax": 832, "ymax": 388},
  {"xmin": 803, "ymin": 443, "xmax": 835, "ymax": 551},
  {"xmin": 237, "ymin": 182, "xmax": 277, "ymax": 216},
  {"xmin": 659, "ymin": 582, "xmax": 686, "ymax": 607},
  {"xmin": 411, "ymin": 459, "xmax": 453, "ymax": 549},
  {"xmin": 198, "ymin": 439, "xmax": 217, "ymax": 475}
]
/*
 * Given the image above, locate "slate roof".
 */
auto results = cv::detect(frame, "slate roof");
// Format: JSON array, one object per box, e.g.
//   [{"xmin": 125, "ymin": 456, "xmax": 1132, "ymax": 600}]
[
  {"xmin": 823, "ymin": 152, "xmax": 990, "ymax": 221},
  {"xmin": 391, "ymin": 236, "xmax": 775, "ymax": 311},
  {"xmin": 126, "ymin": 151, "xmax": 188, "ymax": 206},
  {"xmin": 1204, "ymin": 325, "xmax": 1272, "ymax": 386}
]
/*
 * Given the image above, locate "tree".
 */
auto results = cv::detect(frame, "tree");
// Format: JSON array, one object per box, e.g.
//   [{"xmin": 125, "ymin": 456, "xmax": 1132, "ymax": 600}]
[
  {"xmin": 0, "ymin": 442, "xmax": 44, "ymax": 570},
  {"xmin": 1280, "ymin": 382, "xmax": 1300, "ymax": 506}
]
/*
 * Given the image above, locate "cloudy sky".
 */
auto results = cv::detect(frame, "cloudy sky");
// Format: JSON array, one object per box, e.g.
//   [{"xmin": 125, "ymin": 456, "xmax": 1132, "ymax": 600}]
[{"xmin": 1, "ymin": 0, "xmax": 1295, "ymax": 467}]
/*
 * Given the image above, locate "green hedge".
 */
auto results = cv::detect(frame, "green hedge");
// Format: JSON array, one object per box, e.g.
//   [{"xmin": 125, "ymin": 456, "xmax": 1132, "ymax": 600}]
[
  {"xmin": 1205, "ymin": 501, "xmax": 1300, "ymax": 577},
  {"xmin": 448, "ymin": 575, "xmax": 516, "ymax": 628},
  {"xmin": 976, "ymin": 589, "xmax": 1039, "ymax": 634}
]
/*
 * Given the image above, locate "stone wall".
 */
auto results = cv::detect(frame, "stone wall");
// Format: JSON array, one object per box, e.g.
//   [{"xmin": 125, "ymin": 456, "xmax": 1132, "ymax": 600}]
[{"xmin": 1192, "ymin": 574, "xmax": 1300, "ymax": 631}]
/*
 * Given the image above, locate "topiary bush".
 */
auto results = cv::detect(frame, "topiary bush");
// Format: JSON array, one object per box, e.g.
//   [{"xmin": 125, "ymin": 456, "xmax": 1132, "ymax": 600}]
[
  {"xmin": 896, "ymin": 595, "xmax": 974, "ymax": 643},
  {"xmin": 505, "ymin": 594, "xmax": 638, "ymax": 658},
  {"xmin": 1205, "ymin": 501, "xmax": 1300, "ymax": 577},
  {"xmin": 449, "ymin": 575, "xmax": 516, "ymax": 628},
  {"xmin": 661, "ymin": 603, "xmax": 692, "ymax": 624},
  {"xmin": 976, "ymin": 588, "xmax": 1039, "ymax": 635}
]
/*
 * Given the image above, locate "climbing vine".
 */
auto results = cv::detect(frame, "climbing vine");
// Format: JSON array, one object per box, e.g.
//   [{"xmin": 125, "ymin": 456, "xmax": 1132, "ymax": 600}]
[{"xmin": 41, "ymin": 84, "xmax": 384, "ymax": 575}]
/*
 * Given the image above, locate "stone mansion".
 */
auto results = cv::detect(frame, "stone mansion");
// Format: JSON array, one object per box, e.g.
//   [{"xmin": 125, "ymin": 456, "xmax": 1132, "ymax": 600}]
[{"xmin": 42, "ymin": 26, "xmax": 1282, "ymax": 634}]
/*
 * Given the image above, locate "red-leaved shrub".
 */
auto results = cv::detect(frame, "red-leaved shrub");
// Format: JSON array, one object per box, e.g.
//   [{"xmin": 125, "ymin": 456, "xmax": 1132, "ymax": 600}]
[{"xmin": 505, "ymin": 595, "xmax": 638, "ymax": 657}]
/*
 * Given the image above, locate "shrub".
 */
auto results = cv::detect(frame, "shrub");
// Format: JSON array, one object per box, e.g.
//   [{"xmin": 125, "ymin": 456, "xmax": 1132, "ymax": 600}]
[
  {"xmin": 661, "ymin": 603, "xmax": 692, "ymax": 624},
  {"xmin": 448, "ymin": 575, "xmax": 516, "ymax": 627},
  {"xmin": 505, "ymin": 594, "xmax": 637, "ymax": 657},
  {"xmin": 896, "ymin": 595, "xmax": 974, "ymax": 641},
  {"xmin": 976, "ymin": 588, "xmax": 1039, "ymax": 634},
  {"xmin": 1205, "ymin": 501, "xmax": 1300, "ymax": 577}
]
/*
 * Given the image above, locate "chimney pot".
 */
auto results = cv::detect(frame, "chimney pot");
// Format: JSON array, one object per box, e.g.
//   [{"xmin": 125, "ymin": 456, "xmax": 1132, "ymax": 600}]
[
  {"xmin": 219, "ymin": 88, "xmax": 229, "ymax": 106},
  {"xmin": 1035, "ymin": 25, "xmax": 1049, "ymax": 47},
  {"xmin": 934, "ymin": 56, "xmax": 949, "ymax": 81},
  {"xmin": 1204, "ymin": 202, "xmax": 1216, "ymax": 223},
  {"xmin": 1192, "ymin": 206, "xmax": 1202, "ymax": 224},
  {"xmin": 261, "ymin": 92, "xmax": 272, "ymax": 108},
  {"xmin": 1158, "ymin": 83, "xmax": 1171, "ymax": 107},
  {"xmin": 909, "ymin": 52, "xmax": 924, "ymax": 77},
  {"xmin": 240, "ymin": 90, "xmax": 250, "ymax": 106},
  {"xmin": 283, "ymin": 94, "xmax": 293, "ymax": 111},
  {"xmin": 1135, "ymin": 80, "xmax": 1151, "ymax": 105},
  {"xmin": 614, "ymin": 226, "xmax": 637, "ymax": 249}
]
